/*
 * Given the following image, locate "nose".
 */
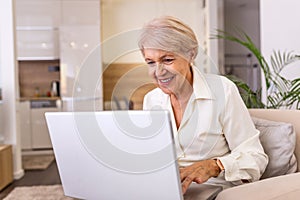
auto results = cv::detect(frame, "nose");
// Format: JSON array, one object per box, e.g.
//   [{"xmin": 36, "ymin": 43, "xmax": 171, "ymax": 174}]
[{"xmin": 155, "ymin": 62, "xmax": 165, "ymax": 76}]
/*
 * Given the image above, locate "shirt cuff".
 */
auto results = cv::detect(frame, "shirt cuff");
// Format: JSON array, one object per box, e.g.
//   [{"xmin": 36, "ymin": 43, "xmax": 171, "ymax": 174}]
[{"xmin": 217, "ymin": 155, "xmax": 241, "ymax": 182}]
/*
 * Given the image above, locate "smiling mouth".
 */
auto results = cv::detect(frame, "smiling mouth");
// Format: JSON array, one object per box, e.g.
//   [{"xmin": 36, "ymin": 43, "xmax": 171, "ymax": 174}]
[{"xmin": 158, "ymin": 76, "xmax": 174, "ymax": 84}]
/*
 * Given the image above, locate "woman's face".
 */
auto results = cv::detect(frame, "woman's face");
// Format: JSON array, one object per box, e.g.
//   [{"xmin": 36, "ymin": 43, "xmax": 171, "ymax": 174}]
[{"xmin": 143, "ymin": 48, "xmax": 193, "ymax": 96}]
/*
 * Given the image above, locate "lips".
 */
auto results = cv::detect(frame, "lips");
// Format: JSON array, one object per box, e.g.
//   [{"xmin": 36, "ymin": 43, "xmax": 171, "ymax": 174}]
[{"xmin": 158, "ymin": 76, "xmax": 174, "ymax": 84}]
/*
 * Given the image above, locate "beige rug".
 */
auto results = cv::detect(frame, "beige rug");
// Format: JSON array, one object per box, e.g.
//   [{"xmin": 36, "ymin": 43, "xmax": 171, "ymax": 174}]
[
  {"xmin": 3, "ymin": 185, "xmax": 76, "ymax": 200},
  {"xmin": 22, "ymin": 155, "xmax": 55, "ymax": 170}
]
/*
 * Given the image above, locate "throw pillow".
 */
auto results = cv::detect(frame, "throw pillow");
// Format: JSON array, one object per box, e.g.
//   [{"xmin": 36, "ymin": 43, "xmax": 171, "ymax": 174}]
[{"xmin": 252, "ymin": 117, "xmax": 297, "ymax": 179}]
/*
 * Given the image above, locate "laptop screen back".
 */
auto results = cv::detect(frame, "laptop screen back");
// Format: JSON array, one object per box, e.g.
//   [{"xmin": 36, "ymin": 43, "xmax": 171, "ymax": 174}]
[{"xmin": 45, "ymin": 110, "xmax": 183, "ymax": 200}]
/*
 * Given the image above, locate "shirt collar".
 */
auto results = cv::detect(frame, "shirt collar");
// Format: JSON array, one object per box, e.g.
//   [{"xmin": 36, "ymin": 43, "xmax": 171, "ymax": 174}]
[{"xmin": 191, "ymin": 66, "xmax": 214, "ymax": 100}]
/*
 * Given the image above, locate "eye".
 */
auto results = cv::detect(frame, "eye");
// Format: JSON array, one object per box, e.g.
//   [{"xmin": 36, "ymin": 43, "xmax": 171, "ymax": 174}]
[
  {"xmin": 162, "ymin": 57, "xmax": 175, "ymax": 65},
  {"xmin": 146, "ymin": 60, "xmax": 156, "ymax": 67}
]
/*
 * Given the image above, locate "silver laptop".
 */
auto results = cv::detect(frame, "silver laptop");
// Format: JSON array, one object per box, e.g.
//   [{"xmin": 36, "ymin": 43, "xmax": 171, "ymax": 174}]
[{"xmin": 45, "ymin": 110, "xmax": 222, "ymax": 200}]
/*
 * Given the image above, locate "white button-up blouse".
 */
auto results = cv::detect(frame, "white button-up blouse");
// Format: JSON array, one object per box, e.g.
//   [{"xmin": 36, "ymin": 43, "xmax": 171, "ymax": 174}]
[{"xmin": 143, "ymin": 66, "xmax": 268, "ymax": 188}]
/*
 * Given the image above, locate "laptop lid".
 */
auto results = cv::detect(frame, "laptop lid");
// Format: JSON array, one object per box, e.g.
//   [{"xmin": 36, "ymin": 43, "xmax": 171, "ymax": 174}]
[{"xmin": 45, "ymin": 110, "xmax": 183, "ymax": 200}]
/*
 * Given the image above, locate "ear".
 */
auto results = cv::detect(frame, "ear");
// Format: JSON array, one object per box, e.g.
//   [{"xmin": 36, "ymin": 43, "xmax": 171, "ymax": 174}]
[{"xmin": 188, "ymin": 49, "xmax": 196, "ymax": 62}]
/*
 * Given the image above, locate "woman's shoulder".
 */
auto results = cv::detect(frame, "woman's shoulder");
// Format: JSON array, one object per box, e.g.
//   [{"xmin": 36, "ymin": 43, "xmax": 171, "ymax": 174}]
[
  {"xmin": 203, "ymin": 73, "xmax": 232, "ymax": 83},
  {"xmin": 199, "ymin": 73, "xmax": 232, "ymax": 89},
  {"xmin": 203, "ymin": 73, "xmax": 236, "ymax": 90},
  {"xmin": 192, "ymin": 66, "xmax": 235, "ymax": 88}
]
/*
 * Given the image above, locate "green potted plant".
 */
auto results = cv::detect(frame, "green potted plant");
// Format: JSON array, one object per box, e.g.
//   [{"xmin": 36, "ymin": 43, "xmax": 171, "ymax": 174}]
[{"xmin": 213, "ymin": 30, "xmax": 300, "ymax": 109}]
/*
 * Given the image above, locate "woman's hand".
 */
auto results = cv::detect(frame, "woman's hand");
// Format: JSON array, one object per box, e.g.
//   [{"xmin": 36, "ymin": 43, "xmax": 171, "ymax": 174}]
[{"xmin": 180, "ymin": 159, "xmax": 220, "ymax": 194}]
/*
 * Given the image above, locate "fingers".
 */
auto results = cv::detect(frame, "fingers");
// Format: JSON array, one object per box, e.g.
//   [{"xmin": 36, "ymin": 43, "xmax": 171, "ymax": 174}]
[
  {"xmin": 194, "ymin": 177, "xmax": 203, "ymax": 184},
  {"xmin": 179, "ymin": 167, "xmax": 188, "ymax": 181},
  {"xmin": 181, "ymin": 175, "xmax": 193, "ymax": 194},
  {"xmin": 180, "ymin": 167, "xmax": 195, "ymax": 194},
  {"xmin": 179, "ymin": 160, "xmax": 216, "ymax": 194},
  {"xmin": 180, "ymin": 168, "xmax": 205, "ymax": 194}
]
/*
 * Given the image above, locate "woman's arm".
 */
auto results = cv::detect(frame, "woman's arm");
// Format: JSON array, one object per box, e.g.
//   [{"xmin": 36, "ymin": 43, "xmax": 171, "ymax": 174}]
[{"xmin": 217, "ymin": 77, "xmax": 268, "ymax": 182}]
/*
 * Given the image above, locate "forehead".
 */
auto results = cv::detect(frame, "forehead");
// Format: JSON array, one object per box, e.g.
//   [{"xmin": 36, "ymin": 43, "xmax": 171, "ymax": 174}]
[{"xmin": 143, "ymin": 48, "xmax": 175, "ymax": 59}]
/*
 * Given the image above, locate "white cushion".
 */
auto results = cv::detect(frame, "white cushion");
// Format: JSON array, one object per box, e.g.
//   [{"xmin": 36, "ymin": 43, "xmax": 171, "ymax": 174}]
[{"xmin": 252, "ymin": 117, "xmax": 297, "ymax": 179}]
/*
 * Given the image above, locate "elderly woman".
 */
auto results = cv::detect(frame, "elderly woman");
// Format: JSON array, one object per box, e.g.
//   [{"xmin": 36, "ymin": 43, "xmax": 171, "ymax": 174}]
[{"xmin": 139, "ymin": 16, "xmax": 268, "ymax": 194}]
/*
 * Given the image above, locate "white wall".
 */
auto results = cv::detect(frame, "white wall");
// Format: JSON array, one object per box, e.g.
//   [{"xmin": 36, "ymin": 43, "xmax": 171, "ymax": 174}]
[
  {"xmin": 260, "ymin": 0, "xmax": 300, "ymax": 101},
  {"xmin": 0, "ymin": 0, "xmax": 24, "ymax": 179},
  {"xmin": 260, "ymin": 0, "xmax": 300, "ymax": 66},
  {"xmin": 101, "ymin": 0, "xmax": 223, "ymax": 73},
  {"xmin": 0, "ymin": 0, "xmax": 2, "ymax": 143},
  {"xmin": 101, "ymin": 0, "xmax": 204, "ymax": 62}
]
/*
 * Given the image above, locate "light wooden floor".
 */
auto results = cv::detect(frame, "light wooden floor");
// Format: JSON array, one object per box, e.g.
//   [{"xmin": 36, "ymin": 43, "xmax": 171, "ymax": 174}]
[{"xmin": 0, "ymin": 160, "xmax": 61, "ymax": 199}]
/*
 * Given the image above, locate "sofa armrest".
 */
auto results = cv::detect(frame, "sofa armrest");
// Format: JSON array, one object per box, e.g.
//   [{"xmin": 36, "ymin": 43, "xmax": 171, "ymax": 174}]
[{"xmin": 216, "ymin": 172, "xmax": 300, "ymax": 200}]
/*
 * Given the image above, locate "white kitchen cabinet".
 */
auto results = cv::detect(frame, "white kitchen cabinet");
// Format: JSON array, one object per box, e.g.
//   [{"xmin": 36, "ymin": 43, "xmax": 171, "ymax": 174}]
[
  {"xmin": 19, "ymin": 101, "xmax": 32, "ymax": 150},
  {"xmin": 15, "ymin": 0, "xmax": 61, "ymax": 60},
  {"xmin": 15, "ymin": 0, "xmax": 61, "ymax": 27},
  {"xmin": 59, "ymin": 25, "xmax": 101, "ymax": 98},
  {"xmin": 59, "ymin": 0, "xmax": 102, "ymax": 104},
  {"xmin": 16, "ymin": 28, "xmax": 59, "ymax": 60},
  {"xmin": 60, "ymin": 0, "xmax": 100, "ymax": 26},
  {"xmin": 19, "ymin": 100, "xmax": 62, "ymax": 150},
  {"xmin": 31, "ymin": 106, "xmax": 61, "ymax": 149}
]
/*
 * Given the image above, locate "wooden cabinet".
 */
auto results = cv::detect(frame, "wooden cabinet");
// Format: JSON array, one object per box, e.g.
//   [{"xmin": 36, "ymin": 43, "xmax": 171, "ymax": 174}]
[
  {"xmin": 0, "ymin": 104, "xmax": 4, "ymax": 143},
  {"xmin": 0, "ymin": 145, "xmax": 13, "ymax": 191}
]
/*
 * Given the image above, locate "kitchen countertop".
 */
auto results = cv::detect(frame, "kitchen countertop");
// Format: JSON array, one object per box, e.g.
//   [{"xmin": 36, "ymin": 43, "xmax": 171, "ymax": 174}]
[{"xmin": 19, "ymin": 97, "xmax": 61, "ymax": 101}]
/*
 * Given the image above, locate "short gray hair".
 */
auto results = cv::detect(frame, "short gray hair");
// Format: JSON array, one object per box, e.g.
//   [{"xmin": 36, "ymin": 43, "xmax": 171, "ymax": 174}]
[{"xmin": 138, "ymin": 16, "xmax": 198, "ymax": 61}]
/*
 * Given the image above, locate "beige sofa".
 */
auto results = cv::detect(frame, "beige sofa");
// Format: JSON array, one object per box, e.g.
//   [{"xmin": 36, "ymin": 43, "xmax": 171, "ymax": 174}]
[{"xmin": 216, "ymin": 109, "xmax": 300, "ymax": 200}]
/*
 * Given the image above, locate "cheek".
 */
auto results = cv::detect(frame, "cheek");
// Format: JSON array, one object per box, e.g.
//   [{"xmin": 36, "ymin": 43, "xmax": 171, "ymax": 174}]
[{"xmin": 148, "ymin": 68, "xmax": 156, "ymax": 79}]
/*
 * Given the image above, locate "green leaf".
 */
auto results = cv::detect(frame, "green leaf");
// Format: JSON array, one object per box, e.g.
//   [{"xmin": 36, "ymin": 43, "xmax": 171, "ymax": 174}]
[
  {"xmin": 212, "ymin": 29, "xmax": 300, "ymax": 110},
  {"xmin": 212, "ymin": 30, "xmax": 271, "ymax": 89},
  {"xmin": 225, "ymin": 75, "xmax": 265, "ymax": 108}
]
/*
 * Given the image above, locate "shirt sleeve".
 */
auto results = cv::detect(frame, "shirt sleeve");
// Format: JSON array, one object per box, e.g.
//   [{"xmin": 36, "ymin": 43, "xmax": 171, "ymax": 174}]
[
  {"xmin": 143, "ymin": 93, "xmax": 149, "ymax": 110},
  {"xmin": 143, "ymin": 91, "xmax": 155, "ymax": 110},
  {"xmin": 218, "ymin": 78, "xmax": 268, "ymax": 182}
]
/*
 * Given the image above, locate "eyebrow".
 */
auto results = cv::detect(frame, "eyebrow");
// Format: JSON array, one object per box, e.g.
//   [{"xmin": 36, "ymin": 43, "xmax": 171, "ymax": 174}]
[{"xmin": 145, "ymin": 54, "xmax": 175, "ymax": 62}]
